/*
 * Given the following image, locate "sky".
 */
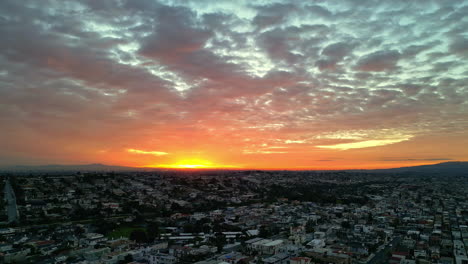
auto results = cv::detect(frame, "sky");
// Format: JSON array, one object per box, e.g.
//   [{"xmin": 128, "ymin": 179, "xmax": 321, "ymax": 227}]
[{"xmin": 0, "ymin": 0, "xmax": 467, "ymax": 169}]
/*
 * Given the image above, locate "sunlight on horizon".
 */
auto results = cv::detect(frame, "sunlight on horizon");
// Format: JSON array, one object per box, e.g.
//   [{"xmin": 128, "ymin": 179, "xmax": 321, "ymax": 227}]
[{"xmin": 145, "ymin": 158, "xmax": 242, "ymax": 169}]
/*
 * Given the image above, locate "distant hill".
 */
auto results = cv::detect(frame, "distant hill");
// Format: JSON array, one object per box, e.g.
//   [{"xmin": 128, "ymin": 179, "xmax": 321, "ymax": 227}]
[
  {"xmin": 369, "ymin": 161, "xmax": 468, "ymax": 176},
  {"xmin": 1, "ymin": 161, "xmax": 466, "ymax": 175},
  {"xmin": 0, "ymin": 163, "xmax": 144, "ymax": 172}
]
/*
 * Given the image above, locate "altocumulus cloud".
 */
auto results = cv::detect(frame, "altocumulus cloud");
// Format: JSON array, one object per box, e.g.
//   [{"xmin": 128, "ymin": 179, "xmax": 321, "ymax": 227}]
[{"xmin": 0, "ymin": 0, "xmax": 467, "ymax": 166}]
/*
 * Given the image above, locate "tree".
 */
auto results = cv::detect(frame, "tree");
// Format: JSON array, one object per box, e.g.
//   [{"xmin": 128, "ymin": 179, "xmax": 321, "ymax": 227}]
[
  {"xmin": 259, "ymin": 225, "xmax": 271, "ymax": 237},
  {"xmin": 170, "ymin": 202, "xmax": 182, "ymax": 212},
  {"xmin": 133, "ymin": 213, "xmax": 145, "ymax": 224},
  {"xmin": 391, "ymin": 218, "xmax": 400, "ymax": 228},
  {"xmin": 129, "ymin": 229, "xmax": 147, "ymax": 243},
  {"xmin": 305, "ymin": 220, "xmax": 315, "ymax": 233},
  {"xmin": 118, "ymin": 254, "xmax": 133, "ymax": 264},
  {"xmin": 367, "ymin": 212, "xmax": 373, "ymax": 224},
  {"xmin": 214, "ymin": 232, "xmax": 226, "ymax": 253},
  {"xmin": 192, "ymin": 236, "xmax": 203, "ymax": 245},
  {"xmin": 341, "ymin": 220, "xmax": 350, "ymax": 229},
  {"xmin": 74, "ymin": 226, "xmax": 85, "ymax": 236},
  {"xmin": 183, "ymin": 223, "xmax": 196, "ymax": 233},
  {"xmin": 146, "ymin": 222, "xmax": 160, "ymax": 242}
]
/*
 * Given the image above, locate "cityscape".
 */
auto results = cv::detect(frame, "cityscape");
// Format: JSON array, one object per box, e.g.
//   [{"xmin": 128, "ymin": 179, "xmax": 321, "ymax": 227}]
[
  {"xmin": 1, "ymin": 0, "xmax": 468, "ymax": 263},
  {"xmin": 1, "ymin": 163, "xmax": 467, "ymax": 263}
]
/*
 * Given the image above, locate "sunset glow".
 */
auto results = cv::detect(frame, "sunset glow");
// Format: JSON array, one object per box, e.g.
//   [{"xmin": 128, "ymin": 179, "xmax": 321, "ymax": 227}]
[
  {"xmin": 148, "ymin": 159, "xmax": 241, "ymax": 169},
  {"xmin": 0, "ymin": 0, "xmax": 467, "ymax": 170},
  {"xmin": 3, "ymin": 2, "xmax": 468, "ymax": 263},
  {"xmin": 127, "ymin": 149, "xmax": 169, "ymax": 156}
]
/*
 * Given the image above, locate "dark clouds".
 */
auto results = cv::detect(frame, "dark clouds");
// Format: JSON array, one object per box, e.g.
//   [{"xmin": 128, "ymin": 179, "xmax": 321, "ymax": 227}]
[
  {"xmin": 355, "ymin": 50, "xmax": 401, "ymax": 72},
  {"xmin": 0, "ymin": 0, "xmax": 467, "ymax": 166}
]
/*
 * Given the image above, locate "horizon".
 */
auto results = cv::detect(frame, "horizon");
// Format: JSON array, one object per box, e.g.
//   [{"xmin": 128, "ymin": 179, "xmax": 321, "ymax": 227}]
[
  {"xmin": 1, "ymin": 0, "xmax": 467, "ymax": 169},
  {"xmin": 2, "ymin": 160, "xmax": 467, "ymax": 171}
]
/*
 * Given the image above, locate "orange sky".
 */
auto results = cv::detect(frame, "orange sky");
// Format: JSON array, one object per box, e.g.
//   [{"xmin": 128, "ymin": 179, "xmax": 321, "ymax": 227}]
[
  {"xmin": 1, "ymin": 1, "xmax": 467, "ymax": 169},
  {"xmin": 69, "ymin": 132, "xmax": 467, "ymax": 170}
]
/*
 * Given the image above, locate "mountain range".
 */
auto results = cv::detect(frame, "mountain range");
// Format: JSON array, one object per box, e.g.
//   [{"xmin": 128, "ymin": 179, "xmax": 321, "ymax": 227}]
[
  {"xmin": 0, "ymin": 161, "xmax": 467, "ymax": 174},
  {"xmin": 368, "ymin": 161, "xmax": 468, "ymax": 176},
  {"xmin": 0, "ymin": 163, "xmax": 141, "ymax": 172}
]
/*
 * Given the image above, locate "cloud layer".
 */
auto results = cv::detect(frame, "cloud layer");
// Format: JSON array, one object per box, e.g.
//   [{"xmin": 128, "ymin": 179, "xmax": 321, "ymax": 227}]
[{"xmin": 0, "ymin": 0, "xmax": 467, "ymax": 168}]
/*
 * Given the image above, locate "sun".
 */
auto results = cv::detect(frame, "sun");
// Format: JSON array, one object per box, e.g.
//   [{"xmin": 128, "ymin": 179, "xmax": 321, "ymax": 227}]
[
  {"xmin": 145, "ymin": 158, "xmax": 241, "ymax": 169},
  {"xmin": 170, "ymin": 164, "xmax": 211, "ymax": 169}
]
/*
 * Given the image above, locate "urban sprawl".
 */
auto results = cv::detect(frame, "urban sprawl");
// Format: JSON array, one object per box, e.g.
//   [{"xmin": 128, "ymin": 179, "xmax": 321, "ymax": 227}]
[{"xmin": 1, "ymin": 170, "xmax": 467, "ymax": 264}]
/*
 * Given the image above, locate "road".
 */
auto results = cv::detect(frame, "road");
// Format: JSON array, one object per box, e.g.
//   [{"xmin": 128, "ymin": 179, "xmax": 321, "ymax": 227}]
[
  {"xmin": 367, "ymin": 236, "xmax": 401, "ymax": 264},
  {"xmin": 4, "ymin": 177, "xmax": 19, "ymax": 223}
]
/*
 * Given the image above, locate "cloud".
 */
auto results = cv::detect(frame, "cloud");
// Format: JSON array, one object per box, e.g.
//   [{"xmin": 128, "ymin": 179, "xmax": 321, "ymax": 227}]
[
  {"xmin": 449, "ymin": 37, "xmax": 468, "ymax": 57},
  {"xmin": 243, "ymin": 150, "xmax": 288, "ymax": 154},
  {"xmin": 355, "ymin": 50, "xmax": 401, "ymax": 72},
  {"xmin": 138, "ymin": 5, "xmax": 212, "ymax": 60},
  {"xmin": 284, "ymin": 140, "xmax": 306, "ymax": 144},
  {"xmin": 0, "ymin": 0, "xmax": 467, "ymax": 167},
  {"xmin": 316, "ymin": 136, "xmax": 412, "ymax": 150},
  {"xmin": 251, "ymin": 3, "xmax": 297, "ymax": 29},
  {"xmin": 322, "ymin": 42, "xmax": 356, "ymax": 59},
  {"xmin": 256, "ymin": 26, "xmax": 308, "ymax": 64},
  {"xmin": 402, "ymin": 41, "xmax": 441, "ymax": 57},
  {"xmin": 127, "ymin": 148, "xmax": 169, "ymax": 156}
]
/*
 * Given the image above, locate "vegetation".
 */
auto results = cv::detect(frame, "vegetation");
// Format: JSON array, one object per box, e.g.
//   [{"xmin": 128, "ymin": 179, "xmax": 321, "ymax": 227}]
[
  {"xmin": 107, "ymin": 226, "xmax": 145, "ymax": 239},
  {"xmin": 265, "ymin": 183, "xmax": 369, "ymax": 205}
]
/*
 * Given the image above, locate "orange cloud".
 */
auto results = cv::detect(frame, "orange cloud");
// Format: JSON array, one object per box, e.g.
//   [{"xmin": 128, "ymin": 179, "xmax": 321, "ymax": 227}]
[
  {"xmin": 127, "ymin": 148, "xmax": 169, "ymax": 156},
  {"xmin": 316, "ymin": 137, "xmax": 412, "ymax": 150}
]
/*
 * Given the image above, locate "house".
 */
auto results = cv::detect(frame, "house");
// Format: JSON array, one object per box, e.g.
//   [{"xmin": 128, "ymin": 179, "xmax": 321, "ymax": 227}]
[
  {"xmin": 400, "ymin": 260, "xmax": 416, "ymax": 264},
  {"xmin": 0, "ymin": 243, "xmax": 13, "ymax": 252},
  {"xmin": 289, "ymin": 257, "xmax": 311, "ymax": 264},
  {"xmin": 306, "ymin": 238, "xmax": 325, "ymax": 249},
  {"xmin": 348, "ymin": 242, "xmax": 369, "ymax": 256},
  {"xmin": 277, "ymin": 244, "xmax": 301, "ymax": 256},
  {"xmin": 217, "ymin": 252, "xmax": 248, "ymax": 264},
  {"xmin": 262, "ymin": 253, "xmax": 289, "ymax": 264},
  {"xmin": 83, "ymin": 247, "xmax": 111, "ymax": 261},
  {"xmin": 246, "ymin": 229, "xmax": 259, "ymax": 237},
  {"xmin": 290, "ymin": 225, "xmax": 306, "ymax": 245},
  {"xmin": 0, "ymin": 228, "xmax": 15, "ymax": 235},
  {"xmin": 414, "ymin": 249, "xmax": 427, "ymax": 259},
  {"xmin": 2, "ymin": 248, "xmax": 31, "ymax": 263},
  {"xmin": 148, "ymin": 253, "xmax": 177, "ymax": 264},
  {"xmin": 304, "ymin": 248, "xmax": 351, "ymax": 264},
  {"xmin": 261, "ymin": 240, "xmax": 284, "ymax": 255},
  {"xmin": 390, "ymin": 251, "xmax": 410, "ymax": 264},
  {"xmin": 314, "ymin": 232, "xmax": 326, "ymax": 239},
  {"xmin": 246, "ymin": 238, "xmax": 267, "ymax": 252},
  {"xmin": 82, "ymin": 233, "xmax": 107, "ymax": 246}
]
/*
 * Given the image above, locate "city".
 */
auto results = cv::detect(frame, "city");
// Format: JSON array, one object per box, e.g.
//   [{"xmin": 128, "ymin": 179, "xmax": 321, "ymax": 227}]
[
  {"xmin": 1, "ymin": 163, "xmax": 467, "ymax": 263},
  {"xmin": 1, "ymin": 0, "xmax": 467, "ymax": 263}
]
